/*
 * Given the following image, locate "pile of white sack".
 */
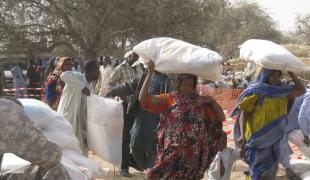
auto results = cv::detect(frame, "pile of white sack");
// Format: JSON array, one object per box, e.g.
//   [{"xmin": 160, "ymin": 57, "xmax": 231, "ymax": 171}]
[
  {"xmin": 1, "ymin": 99, "xmax": 107, "ymax": 180},
  {"xmin": 239, "ymin": 39, "xmax": 310, "ymax": 73},
  {"xmin": 129, "ymin": 37, "xmax": 223, "ymax": 81}
]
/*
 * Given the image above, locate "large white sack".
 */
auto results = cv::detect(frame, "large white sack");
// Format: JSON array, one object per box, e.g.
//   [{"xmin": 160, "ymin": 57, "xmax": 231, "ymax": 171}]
[
  {"xmin": 19, "ymin": 98, "xmax": 56, "ymax": 130},
  {"xmin": 131, "ymin": 37, "xmax": 223, "ymax": 81},
  {"xmin": 60, "ymin": 157, "xmax": 90, "ymax": 180},
  {"xmin": 290, "ymin": 159, "xmax": 310, "ymax": 180},
  {"xmin": 239, "ymin": 39, "xmax": 310, "ymax": 72},
  {"xmin": 43, "ymin": 114, "xmax": 82, "ymax": 153},
  {"xmin": 44, "ymin": 129, "xmax": 81, "ymax": 153},
  {"xmin": 288, "ymin": 130, "xmax": 310, "ymax": 160},
  {"xmin": 290, "ymin": 159, "xmax": 310, "ymax": 174},
  {"xmin": 62, "ymin": 149, "xmax": 107, "ymax": 178},
  {"xmin": 19, "ymin": 99, "xmax": 82, "ymax": 152},
  {"xmin": 87, "ymin": 94, "xmax": 123, "ymax": 165},
  {"xmin": 1, "ymin": 153, "xmax": 97, "ymax": 180},
  {"xmin": 47, "ymin": 115, "xmax": 76, "ymax": 137},
  {"xmin": 0, "ymin": 153, "xmax": 31, "ymax": 173}
]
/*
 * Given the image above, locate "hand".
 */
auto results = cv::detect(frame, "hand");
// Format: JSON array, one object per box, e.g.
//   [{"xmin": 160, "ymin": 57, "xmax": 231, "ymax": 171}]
[
  {"xmin": 304, "ymin": 136, "xmax": 310, "ymax": 147},
  {"xmin": 105, "ymin": 92, "xmax": 112, "ymax": 98},
  {"xmin": 195, "ymin": 95, "xmax": 215, "ymax": 106},
  {"xmin": 146, "ymin": 61, "xmax": 154, "ymax": 74},
  {"xmin": 238, "ymin": 136, "xmax": 246, "ymax": 158},
  {"xmin": 82, "ymin": 87, "xmax": 90, "ymax": 96}
]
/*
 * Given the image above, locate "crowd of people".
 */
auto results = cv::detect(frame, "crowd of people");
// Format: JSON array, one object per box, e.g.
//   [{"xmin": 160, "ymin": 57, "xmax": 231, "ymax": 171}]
[{"xmin": 1, "ymin": 51, "xmax": 310, "ymax": 180}]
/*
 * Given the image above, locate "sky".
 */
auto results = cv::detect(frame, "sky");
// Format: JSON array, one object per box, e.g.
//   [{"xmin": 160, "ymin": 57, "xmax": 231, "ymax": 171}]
[{"xmin": 253, "ymin": 0, "xmax": 310, "ymax": 32}]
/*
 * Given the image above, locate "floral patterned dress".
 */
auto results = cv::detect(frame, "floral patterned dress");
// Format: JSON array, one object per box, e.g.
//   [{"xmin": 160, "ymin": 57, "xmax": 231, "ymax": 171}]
[
  {"xmin": 141, "ymin": 92, "xmax": 223, "ymax": 180},
  {"xmin": 44, "ymin": 70, "xmax": 65, "ymax": 110}
]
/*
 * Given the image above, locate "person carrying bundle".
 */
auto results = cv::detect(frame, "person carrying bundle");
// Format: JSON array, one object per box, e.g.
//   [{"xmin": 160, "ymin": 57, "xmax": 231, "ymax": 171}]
[
  {"xmin": 57, "ymin": 60, "xmax": 100, "ymax": 155},
  {"xmin": 232, "ymin": 68, "xmax": 305, "ymax": 180},
  {"xmin": 139, "ymin": 61, "xmax": 225, "ymax": 180}
]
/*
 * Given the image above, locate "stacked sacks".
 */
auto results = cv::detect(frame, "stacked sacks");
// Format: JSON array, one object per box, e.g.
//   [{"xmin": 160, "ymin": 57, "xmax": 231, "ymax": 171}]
[{"xmin": 1, "ymin": 99, "xmax": 106, "ymax": 180}]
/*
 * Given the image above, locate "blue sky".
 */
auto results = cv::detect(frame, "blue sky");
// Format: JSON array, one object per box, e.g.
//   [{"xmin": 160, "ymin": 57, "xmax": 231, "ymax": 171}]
[{"xmin": 254, "ymin": 0, "xmax": 310, "ymax": 32}]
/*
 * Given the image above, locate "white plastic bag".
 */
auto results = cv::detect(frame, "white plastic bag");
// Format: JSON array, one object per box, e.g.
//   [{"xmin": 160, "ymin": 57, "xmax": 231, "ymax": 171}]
[
  {"xmin": 87, "ymin": 94, "xmax": 123, "ymax": 165},
  {"xmin": 289, "ymin": 129, "xmax": 310, "ymax": 160},
  {"xmin": 239, "ymin": 39, "xmax": 310, "ymax": 72},
  {"xmin": 290, "ymin": 159, "xmax": 310, "ymax": 174},
  {"xmin": 61, "ymin": 156, "xmax": 90, "ymax": 180},
  {"xmin": 43, "ymin": 129, "xmax": 81, "ymax": 152},
  {"xmin": 62, "ymin": 149, "xmax": 107, "ymax": 178},
  {"xmin": 19, "ymin": 99, "xmax": 82, "ymax": 152},
  {"xmin": 19, "ymin": 98, "xmax": 56, "ymax": 130},
  {"xmin": 1, "ymin": 153, "xmax": 31, "ymax": 172},
  {"xmin": 43, "ymin": 114, "xmax": 82, "ymax": 153},
  {"xmin": 131, "ymin": 37, "xmax": 223, "ymax": 81},
  {"xmin": 2, "ymin": 153, "xmax": 88, "ymax": 180},
  {"xmin": 47, "ymin": 115, "xmax": 76, "ymax": 137}
]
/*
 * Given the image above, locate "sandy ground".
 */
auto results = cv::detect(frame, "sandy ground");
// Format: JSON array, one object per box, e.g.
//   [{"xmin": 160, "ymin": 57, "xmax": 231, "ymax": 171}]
[{"xmin": 90, "ymin": 154, "xmax": 288, "ymax": 180}]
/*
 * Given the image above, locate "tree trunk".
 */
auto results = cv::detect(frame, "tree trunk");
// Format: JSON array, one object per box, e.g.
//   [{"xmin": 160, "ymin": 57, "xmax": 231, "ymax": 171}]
[{"xmin": 84, "ymin": 49, "xmax": 98, "ymax": 60}]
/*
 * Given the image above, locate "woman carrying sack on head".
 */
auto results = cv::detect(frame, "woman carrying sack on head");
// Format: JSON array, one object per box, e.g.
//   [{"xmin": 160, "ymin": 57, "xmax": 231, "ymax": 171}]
[
  {"xmin": 232, "ymin": 68, "xmax": 305, "ymax": 180},
  {"xmin": 139, "ymin": 61, "xmax": 225, "ymax": 180}
]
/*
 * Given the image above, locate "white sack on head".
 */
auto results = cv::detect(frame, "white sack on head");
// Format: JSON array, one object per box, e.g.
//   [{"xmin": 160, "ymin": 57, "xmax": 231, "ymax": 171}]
[
  {"xmin": 124, "ymin": 50, "xmax": 133, "ymax": 58},
  {"xmin": 131, "ymin": 37, "xmax": 223, "ymax": 81},
  {"xmin": 239, "ymin": 39, "xmax": 310, "ymax": 72}
]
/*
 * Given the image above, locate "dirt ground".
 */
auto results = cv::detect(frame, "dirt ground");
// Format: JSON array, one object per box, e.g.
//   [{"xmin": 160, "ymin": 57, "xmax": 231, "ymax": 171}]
[{"xmin": 90, "ymin": 154, "xmax": 288, "ymax": 180}]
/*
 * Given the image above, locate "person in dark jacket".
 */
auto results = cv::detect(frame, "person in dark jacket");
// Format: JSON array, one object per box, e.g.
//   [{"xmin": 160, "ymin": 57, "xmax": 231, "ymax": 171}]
[{"xmin": 106, "ymin": 70, "xmax": 172, "ymax": 173}]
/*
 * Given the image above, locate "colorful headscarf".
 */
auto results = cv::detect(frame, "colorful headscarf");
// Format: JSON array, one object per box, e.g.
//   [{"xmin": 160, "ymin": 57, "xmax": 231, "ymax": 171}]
[
  {"xmin": 256, "ymin": 67, "xmax": 282, "ymax": 84},
  {"xmin": 56, "ymin": 57, "xmax": 71, "ymax": 71},
  {"xmin": 44, "ymin": 57, "xmax": 71, "ymax": 109},
  {"xmin": 177, "ymin": 73, "xmax": 198, "ymax": 89}
]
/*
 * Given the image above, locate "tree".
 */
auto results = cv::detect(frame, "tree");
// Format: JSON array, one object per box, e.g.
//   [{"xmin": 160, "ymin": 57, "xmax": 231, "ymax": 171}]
[
  {"xmin": 296, "ymin": 15, "xmax": 310, "ymax": 44},
  {"xmin": 201, "ymin": 1, "xmax": 282, "ymax": 57},
  {"xmin": 0, "ymin": 0, "xmax": 282, "ymax": 60},
  {"xmin": 0, "ymin": 0, "xmax": 134, "ymax": 59}
]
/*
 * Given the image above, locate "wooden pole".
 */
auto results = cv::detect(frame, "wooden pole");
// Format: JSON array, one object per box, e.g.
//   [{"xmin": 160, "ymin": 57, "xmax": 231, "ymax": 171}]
[
  {"xmin": 114, "ymin": 165, "xmax": 116, "ymax": 180},
  {"xmin": 0, "ymin": 65, "xmax": 4, "ymax": 95}
]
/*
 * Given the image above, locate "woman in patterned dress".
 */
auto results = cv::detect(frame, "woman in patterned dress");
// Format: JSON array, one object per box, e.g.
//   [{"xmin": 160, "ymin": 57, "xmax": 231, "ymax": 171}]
[{"xmin": 139, "ymin": 61, "xmax": 225, "ymax": 180}]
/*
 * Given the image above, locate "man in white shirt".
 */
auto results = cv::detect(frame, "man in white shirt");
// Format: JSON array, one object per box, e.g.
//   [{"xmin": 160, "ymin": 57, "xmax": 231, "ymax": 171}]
[
  {"xmin": 97, "ymin": 56, "xmax": 113, "ymax": 96},
  {"xmin": 57, "ymin": 60, "xmax": 100, "ymax": 155},
  {"xmin": 10, "ymin": 62, "xmax": 27, "ymax": 97}
]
